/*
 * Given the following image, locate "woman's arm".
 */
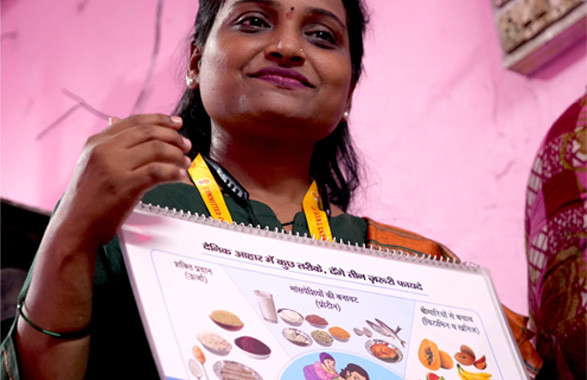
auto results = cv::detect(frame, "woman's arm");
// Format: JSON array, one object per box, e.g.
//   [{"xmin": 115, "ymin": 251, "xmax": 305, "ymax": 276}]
[{"xmin": 16, "ymin": 114, "xmax": 191, "ymax": 380}]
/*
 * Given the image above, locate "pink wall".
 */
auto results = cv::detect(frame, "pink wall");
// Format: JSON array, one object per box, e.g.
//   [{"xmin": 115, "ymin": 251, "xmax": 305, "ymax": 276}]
[{"xmin": 1, "ymin": 0, "xmax": 585, "ymax": 315}]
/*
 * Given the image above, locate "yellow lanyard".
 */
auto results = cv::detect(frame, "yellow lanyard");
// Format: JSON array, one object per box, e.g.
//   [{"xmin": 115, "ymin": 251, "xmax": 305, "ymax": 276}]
[
  {"xmin": 187, "ymin": 154, "xmax": 333, "ymax": 241},
  {"xmin": 302, "ymin": 180, "xmax": 333, "ymax": 241},
  {"xmin": 187, "ymin": 154, "xmax": 233, "ymax": 223}
]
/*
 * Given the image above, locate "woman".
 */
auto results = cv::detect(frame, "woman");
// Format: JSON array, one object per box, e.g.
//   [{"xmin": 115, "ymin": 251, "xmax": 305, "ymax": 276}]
[
  {"xmin": 3, "ymin": 1, "xmax": 372, "ymax": 378},
  {"xmin": 0, "ymin": 0, "xmax": 501, "ymax": 379},
  {"xmin": 304, "ymin": 352, "xmax": 340, "ymax": 379}
]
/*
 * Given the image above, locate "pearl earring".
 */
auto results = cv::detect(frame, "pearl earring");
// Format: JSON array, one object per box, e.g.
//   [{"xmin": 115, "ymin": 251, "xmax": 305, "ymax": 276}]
[
  {"xmin": 186, "ymin": 75, "xmax": 195, "ymax": 87},
  {"xmin": 342, "ymin": 111, "xmax": 350, "ymax": 121}
]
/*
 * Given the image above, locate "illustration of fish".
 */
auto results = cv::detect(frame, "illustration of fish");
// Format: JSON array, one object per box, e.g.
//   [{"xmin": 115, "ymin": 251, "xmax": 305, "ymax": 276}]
[{"xmin": 366, "ymin": 318, "xmax": 407, "ymax": 348}]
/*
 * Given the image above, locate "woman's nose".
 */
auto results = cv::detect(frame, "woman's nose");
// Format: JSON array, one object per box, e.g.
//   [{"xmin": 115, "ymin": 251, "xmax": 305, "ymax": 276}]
[{"xmin": 264, "ymin": 27, "xmax": 306, "ymax": 66}]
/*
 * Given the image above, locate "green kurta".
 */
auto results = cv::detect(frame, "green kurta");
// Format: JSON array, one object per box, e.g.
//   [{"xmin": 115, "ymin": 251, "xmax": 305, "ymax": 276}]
[{"xmin": 1, "ymin": 182, "xmax": 367, "ymax": 379}]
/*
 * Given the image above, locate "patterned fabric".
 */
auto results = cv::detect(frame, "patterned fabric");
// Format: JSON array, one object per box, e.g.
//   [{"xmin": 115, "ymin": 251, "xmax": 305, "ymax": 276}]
[
  {"xmin": 363, "ymin": 218, "xmax": 459, "ymax": 261},
  {"xmin": 525, "ymin": 93, "xmax": 587, "ymax": 379},
  {"xmin": 364, "ymin": 217, "xmax": 544, "ymax": 377}
]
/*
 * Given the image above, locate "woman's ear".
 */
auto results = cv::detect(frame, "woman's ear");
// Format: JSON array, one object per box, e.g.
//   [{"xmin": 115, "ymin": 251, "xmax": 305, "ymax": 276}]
[{"xmin": 186, "ymin": 44, "xmax": 202, "ymax": 89}]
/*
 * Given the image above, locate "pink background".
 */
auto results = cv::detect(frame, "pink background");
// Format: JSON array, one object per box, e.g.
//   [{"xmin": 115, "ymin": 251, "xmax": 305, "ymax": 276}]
[{"xmin": 1, "ymin": 0, "xmax": 585, "ymax": 315}]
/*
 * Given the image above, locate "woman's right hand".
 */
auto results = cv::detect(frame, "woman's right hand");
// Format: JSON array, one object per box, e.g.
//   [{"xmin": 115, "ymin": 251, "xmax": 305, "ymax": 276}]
[
  {"xmin": 55, "ymin": 113, "xmax": 192, "ymax": 250},
  {"xmin": 16, "ymin": 114, "xmax": 192, "ymax": 380}
]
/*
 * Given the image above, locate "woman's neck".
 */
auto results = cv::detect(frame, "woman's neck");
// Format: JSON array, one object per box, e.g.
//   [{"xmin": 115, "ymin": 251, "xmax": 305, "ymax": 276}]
[{"xmin": 208, "ymin": 129, "xmax": 315, "ymax": 223}]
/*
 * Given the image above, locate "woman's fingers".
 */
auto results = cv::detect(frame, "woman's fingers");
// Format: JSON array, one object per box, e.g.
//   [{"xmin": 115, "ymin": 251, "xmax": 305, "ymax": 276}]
[
  {"xmin": 126, "ymin": 139, "xmax": 190, "ymax": 170},
  {"xmin": 83, "ymin": 124, "xmax": 191, "ymax": 193},
  {"xmin": 104, "ymin": 114, "xmax": 183, "ymax": 136},
  {"xmin": 99, "ymin": 117, "xmax": 193, "ymax": 184},
  {"xmin": 57, "ymin": 114, "xmax": 193, "ymax": 246},
  {"xmin": 114, "ymin": 121, "xmax": 192, "ymax": 153}
]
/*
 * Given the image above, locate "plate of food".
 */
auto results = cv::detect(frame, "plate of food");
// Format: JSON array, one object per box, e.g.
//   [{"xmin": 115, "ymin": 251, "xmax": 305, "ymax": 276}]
[
  {"xmin": 311, "ymin": 329, "xmax": 333, "ymax": 346},
  {"xmin": 234, "ymin": 336, "xmax": 271, "ymax": 359},
  {"xmin": 282, "ymin": 327, "xmax": 312, "ymax": 347},
  {"xmin": 328, "ymin": 326, "xmax": 351, "ymax": 342},
  {"xmin": 213, "ymin": 360, "xmax": 263, "ymax": 380},
  {"xmin": 305, "ymin": 314, "xmax": 328, "ymax": 328},
  {"xmin": 277, "ymin": 308, "xmax": 304, "ymax": 326},
  {"xmin": 197, "ymin": 332, "xmax": 232, "ymax": 356},
  {"xmin": 209, "ymin": 309, "xmax": 244, "ymax": 331},
  {"xmin": 365, "ymin": 339, "xmax": 403, "ymax": 363}
]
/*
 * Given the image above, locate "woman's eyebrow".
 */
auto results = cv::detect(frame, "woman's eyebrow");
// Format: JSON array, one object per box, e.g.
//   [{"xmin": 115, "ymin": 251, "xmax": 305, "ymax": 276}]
[
  {"xmin": 307, "ymin": 7, "xmax": 347, "ymax": 31},
  {"xmin": 232, "ymin": 0, "xmax": 279, "ymax": 9}
]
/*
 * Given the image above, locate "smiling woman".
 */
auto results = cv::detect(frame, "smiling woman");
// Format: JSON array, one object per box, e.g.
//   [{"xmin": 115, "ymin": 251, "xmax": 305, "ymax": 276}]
[
  {"xmin": 192, "ymin": 0, "xmax": 353, "ymax": 161},
  {"xmin": 0, "ymin": 0, "xmax": 539, "ymax": 379},
  {"xmin": 177, "ymin": 0, "xmax": 367, "ymax": 214}
]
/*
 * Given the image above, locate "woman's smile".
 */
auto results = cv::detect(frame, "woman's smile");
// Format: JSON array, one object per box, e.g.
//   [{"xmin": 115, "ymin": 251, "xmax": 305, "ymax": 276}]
[{"xmin": 248, "ymin": 66, "xmax": 315, "ymax": 89}]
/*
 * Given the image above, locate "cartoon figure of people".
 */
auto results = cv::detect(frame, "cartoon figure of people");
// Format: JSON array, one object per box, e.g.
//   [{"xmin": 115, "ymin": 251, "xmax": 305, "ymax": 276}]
[
  {"xmin": 339, "ymin": 363, "xmax": 370, "ymax": 380},
  {"xmin": 303, "ymin": 352, "xmax": 340, "ymax": 379}
]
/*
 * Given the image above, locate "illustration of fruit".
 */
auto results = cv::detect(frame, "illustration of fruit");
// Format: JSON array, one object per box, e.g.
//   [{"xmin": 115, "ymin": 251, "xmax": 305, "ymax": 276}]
[
  {"xmin": 439, "ymin": 350, "xmax": 454, "ymax": 369},
  {"xmin": 457, "ymin": 363, "xmax": 492, "ymax": 379},
  {"xmin": 418, "ymin": 339, "xmax": 441, "ymax": 370},
  {"xmin": 474, "ymin": 355, "xmax": 487, "ymax": 370},
  {"xmin": 460, "ymin": 344, "xmax": 476, "ymax": 360},
  {"xmin": 426, "ymin": 372, "xmax": 446, "ymax": 380},
  {"xmin": 455, "ymin": 351, "xmax": 475, "ymax": 366}
]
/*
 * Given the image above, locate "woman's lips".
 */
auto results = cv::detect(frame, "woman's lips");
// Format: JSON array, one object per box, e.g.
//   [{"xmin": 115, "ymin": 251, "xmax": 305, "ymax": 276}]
[
  {"xmin": 257, "ymin": 74, "xmax": 307, "ymax": 89},
  {"xmin": 249, "ymin": 67, "xmax": 314, "ymax": 89}
]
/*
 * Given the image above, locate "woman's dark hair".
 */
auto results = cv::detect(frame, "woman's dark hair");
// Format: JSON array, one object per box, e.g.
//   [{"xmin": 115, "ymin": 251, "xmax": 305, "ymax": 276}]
[
  {"xmin": 174, "ymin": 0, "xmax": 369, "ymax": 211},
  {"xmin": 340, "ymin": 363, "xmax": 370, "ymax": 380}
]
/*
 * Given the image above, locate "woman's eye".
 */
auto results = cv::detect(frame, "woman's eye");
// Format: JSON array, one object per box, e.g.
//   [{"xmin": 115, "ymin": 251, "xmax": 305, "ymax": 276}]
[
  {"xmin": 235, "ymin": 15, "xmax": 270, "ymax": 31},
  {"xmin": 306, "ymin": 28, "xmax": 337, "ymax": 47}
]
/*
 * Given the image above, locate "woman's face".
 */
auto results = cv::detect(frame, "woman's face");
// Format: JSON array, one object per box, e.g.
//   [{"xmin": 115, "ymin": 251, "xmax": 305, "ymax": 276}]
[
  {"xmin": 324, "ymin": 358, "xmax": 336, "ymax": 371},
  {"xmin": 192, "ymin": 0, "xmax": 353, "ymax": 143}
]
